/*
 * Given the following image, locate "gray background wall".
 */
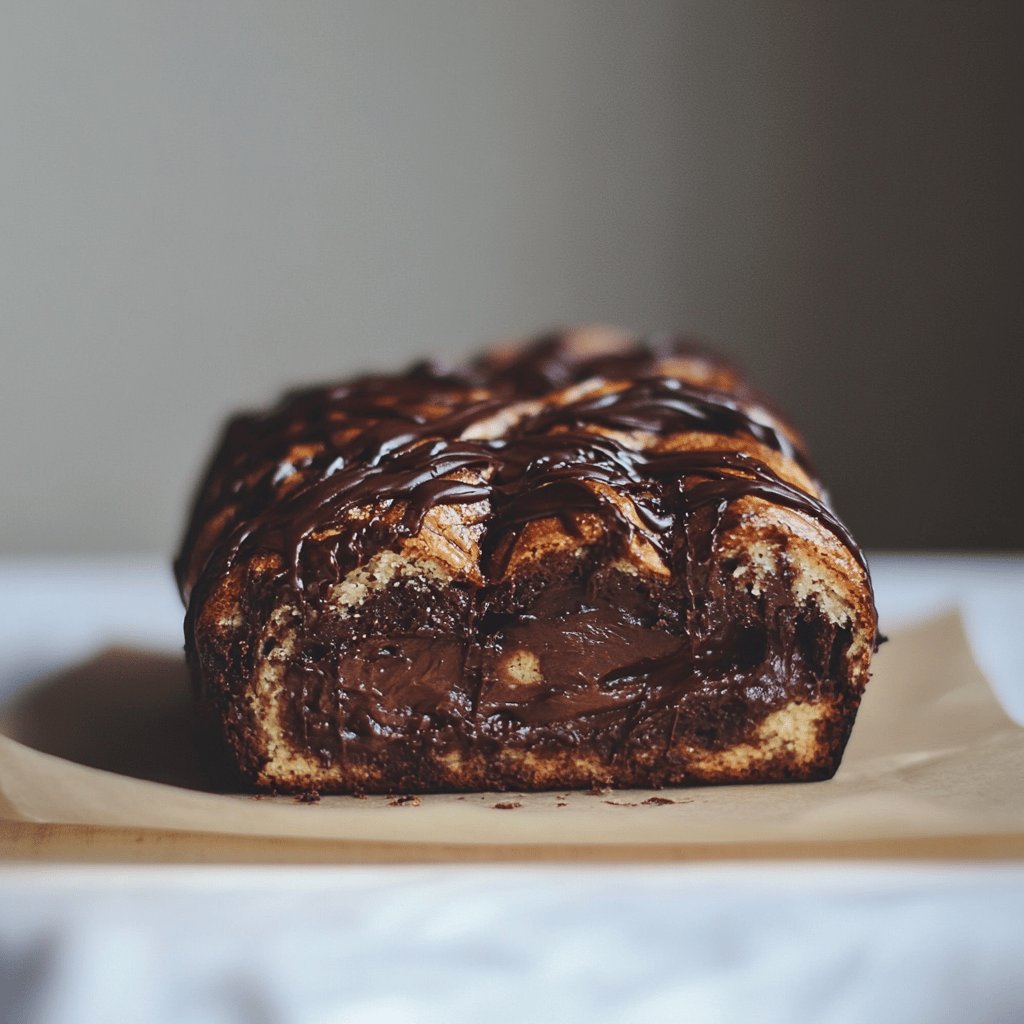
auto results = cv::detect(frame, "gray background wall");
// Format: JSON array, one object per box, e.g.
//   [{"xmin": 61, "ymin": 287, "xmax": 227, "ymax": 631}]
[{"xmin": 2, "ymin": 1, "xmax": 1020, "ymax": 556}]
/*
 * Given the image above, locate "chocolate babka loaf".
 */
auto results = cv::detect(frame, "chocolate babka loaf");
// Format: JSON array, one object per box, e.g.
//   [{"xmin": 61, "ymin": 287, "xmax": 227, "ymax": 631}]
[{"xmin": 175, "ymin": 326, "xmax": 878, "ymax": 794}]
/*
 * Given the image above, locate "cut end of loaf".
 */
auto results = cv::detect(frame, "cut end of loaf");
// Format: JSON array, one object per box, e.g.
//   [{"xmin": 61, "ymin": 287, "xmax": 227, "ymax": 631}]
[{"xmin": 193, "ymin": 516, "xmax": 872, "ymax": 794}]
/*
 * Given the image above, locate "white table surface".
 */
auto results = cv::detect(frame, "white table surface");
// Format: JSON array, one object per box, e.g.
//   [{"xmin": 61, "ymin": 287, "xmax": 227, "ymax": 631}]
[{"xmin": 1, "ymin": 553, "xmax": 1022, "ymax": 1024}]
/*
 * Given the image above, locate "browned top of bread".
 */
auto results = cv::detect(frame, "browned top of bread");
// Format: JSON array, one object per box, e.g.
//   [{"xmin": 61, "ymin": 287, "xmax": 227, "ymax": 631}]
[{"xmin": 176, "ymin": 325, "xmax": 862, "ymax": 607}]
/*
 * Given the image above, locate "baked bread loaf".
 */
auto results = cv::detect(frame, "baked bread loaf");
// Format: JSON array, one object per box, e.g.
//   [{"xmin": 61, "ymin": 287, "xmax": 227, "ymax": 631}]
[{"xmin": 175, "ymin": 326, "xmax": 878, "ymax": 794}]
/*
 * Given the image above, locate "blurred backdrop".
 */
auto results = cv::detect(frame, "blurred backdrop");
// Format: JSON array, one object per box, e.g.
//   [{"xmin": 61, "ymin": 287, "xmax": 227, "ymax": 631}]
[{"xmin": 2, "ymin": 1, "xmax": 1020, "ymax": 555}]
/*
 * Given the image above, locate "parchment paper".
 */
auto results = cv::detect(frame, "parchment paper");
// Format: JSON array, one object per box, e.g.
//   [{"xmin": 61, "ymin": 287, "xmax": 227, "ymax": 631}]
[{"xmin": 1, "ymin": 611, "xmax": 1022, "ymax": 846}]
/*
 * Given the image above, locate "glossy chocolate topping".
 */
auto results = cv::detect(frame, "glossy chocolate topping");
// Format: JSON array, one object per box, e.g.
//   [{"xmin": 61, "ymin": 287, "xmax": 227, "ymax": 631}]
[{"xmin": 176, "ymin": 332, "xmax": 861, "ymax": 606}]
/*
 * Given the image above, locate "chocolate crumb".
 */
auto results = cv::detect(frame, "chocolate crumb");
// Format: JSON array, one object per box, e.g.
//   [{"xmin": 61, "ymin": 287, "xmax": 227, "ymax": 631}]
[
  {"xmin": 641, "ymin": 796, "xmax": 677, "ymax": 806},
  {"xmin": 493, "ymin": 801, "xmax": 522, "ymax": 810},
  {"xmin": 388, "ymin": 795, "xmax": 421, "ymax": 807},
  {"xmin": 556, "ymin": 801, "xmax": 568, "ymax": 807},
  {"xmin": 296, "ymin": 790, "xmax": 321, "ymax": 804},
  {"xmin": 588, "ymin": 785, "xmax": 611, "ymax": 796}
]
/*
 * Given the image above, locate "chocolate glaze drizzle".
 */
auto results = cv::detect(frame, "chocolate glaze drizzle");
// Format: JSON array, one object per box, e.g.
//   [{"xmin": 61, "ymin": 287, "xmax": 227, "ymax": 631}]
[{"xmin": 177, "ymin": 332, "xmax": 860, "ymax": 606}]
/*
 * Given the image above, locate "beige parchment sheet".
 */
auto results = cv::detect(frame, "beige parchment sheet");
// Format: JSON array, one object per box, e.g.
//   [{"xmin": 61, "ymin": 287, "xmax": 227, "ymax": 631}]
[{"xmin": 1, "ymin": 611, "xmax": 1022, "ymax": 846}]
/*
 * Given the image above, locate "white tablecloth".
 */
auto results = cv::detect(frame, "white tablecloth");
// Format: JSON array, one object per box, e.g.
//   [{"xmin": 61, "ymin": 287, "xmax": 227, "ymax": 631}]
[{"xmin": 1, "ymin": 554, "xmax": 1022, "ymax": 1024}]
